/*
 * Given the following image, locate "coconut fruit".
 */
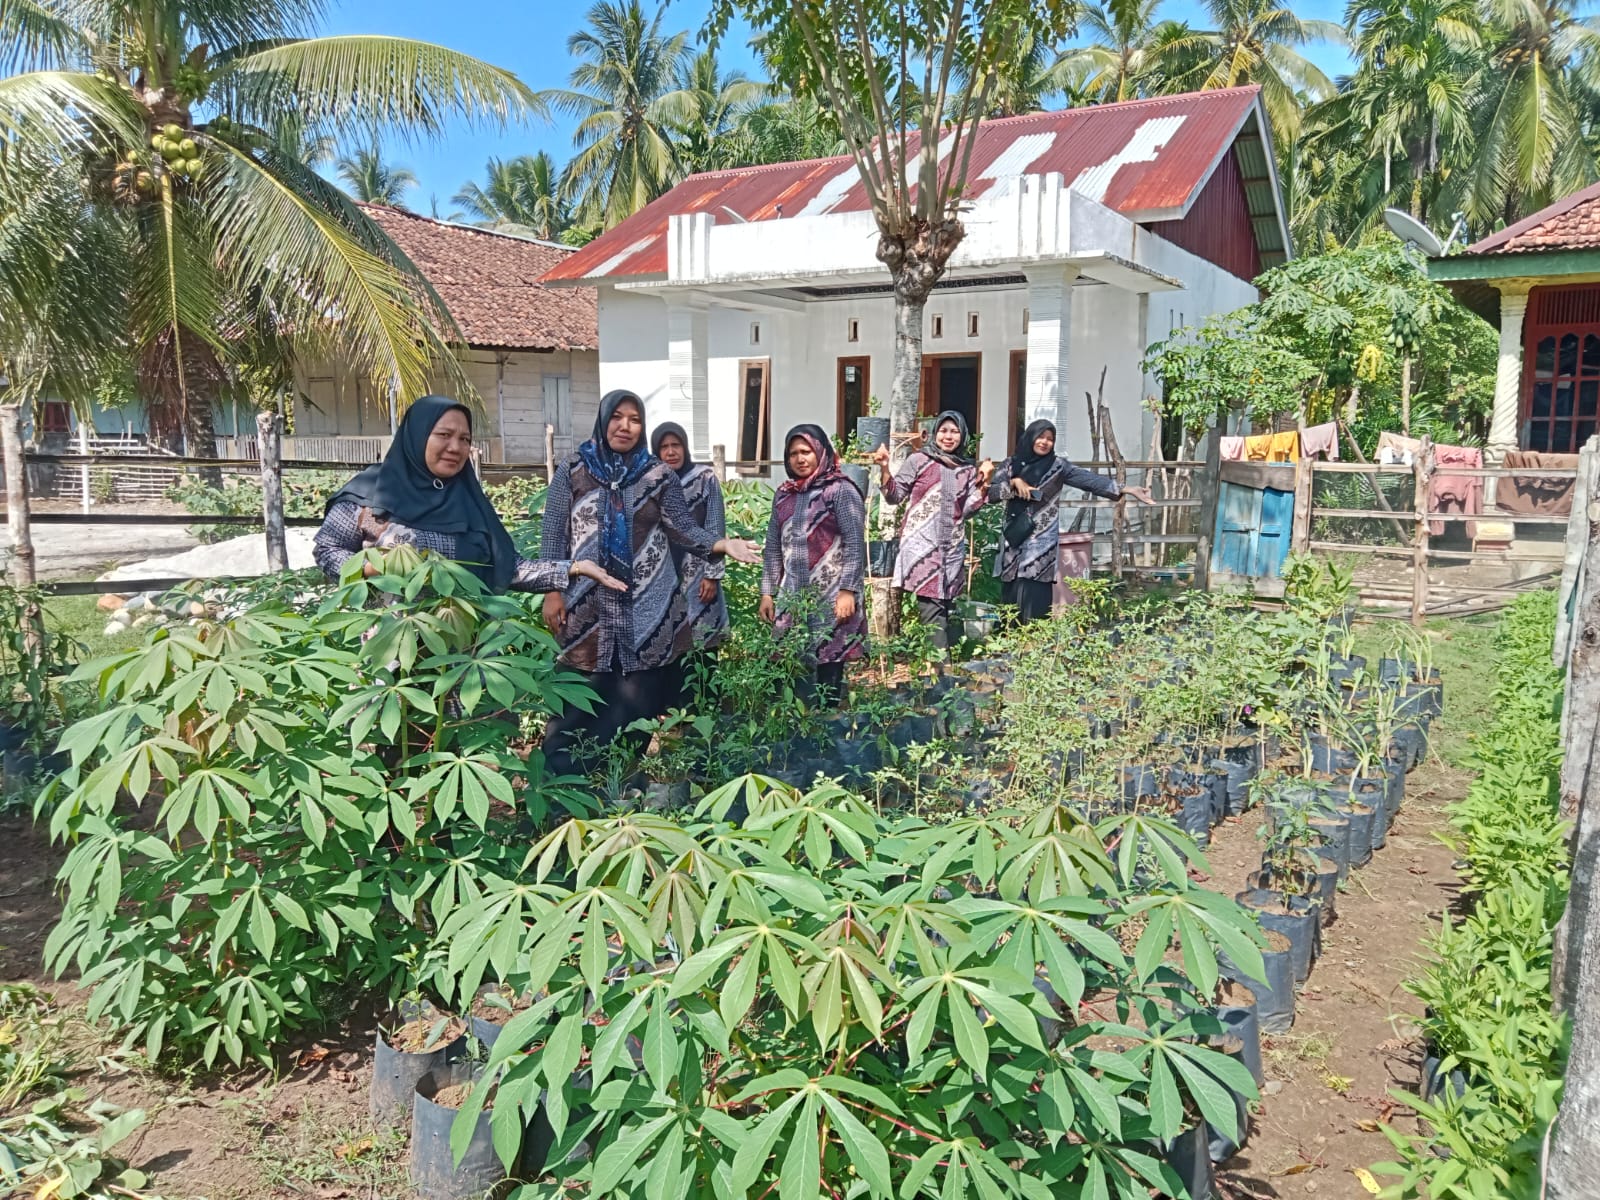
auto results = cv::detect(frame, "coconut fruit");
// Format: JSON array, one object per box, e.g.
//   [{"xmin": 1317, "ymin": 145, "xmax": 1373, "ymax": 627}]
[
  {"xmin": 183, "ymin": 158, "xmax": 203, "ymax": 178},
  {"xmin": 178, "ymin": 138, "xmax": 196, "ymax": 156},
  {"xmin": 163, "ymin": 123, "xmax": 181, "ymax": 139}
]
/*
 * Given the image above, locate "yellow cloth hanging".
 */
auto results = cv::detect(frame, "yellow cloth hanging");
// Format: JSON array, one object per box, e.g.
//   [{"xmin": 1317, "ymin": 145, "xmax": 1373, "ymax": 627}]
[
  {"xmin": 1244, "ymin": 434, "xmax": 1274, "ymax": 461},
  {"xmin": 1267, "ymin": 431, "xmax": 1301, "ymax": 462}
]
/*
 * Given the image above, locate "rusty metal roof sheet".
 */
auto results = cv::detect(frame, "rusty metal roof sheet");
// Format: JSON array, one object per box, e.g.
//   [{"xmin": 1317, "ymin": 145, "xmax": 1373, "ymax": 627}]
[{"xmin": 544, "ymin": 87, "xmax": 1272, "ymax": 284}]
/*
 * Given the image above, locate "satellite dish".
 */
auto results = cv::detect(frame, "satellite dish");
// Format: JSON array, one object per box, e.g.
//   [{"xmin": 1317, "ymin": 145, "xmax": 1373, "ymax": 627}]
[{"xmin": 1384, "ymin": 208, "xmax": 1445, "ymax": 256}]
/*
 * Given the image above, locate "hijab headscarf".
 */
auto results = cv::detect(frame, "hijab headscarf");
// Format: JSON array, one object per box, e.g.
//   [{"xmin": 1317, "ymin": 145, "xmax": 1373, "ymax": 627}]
[
  {"xmin": 577, "ymin": 389, "xmax": 654, "ymax": 584},
  {"xmin": 775, "ymin": 424, "xmax": 850, "ymax": 525},
  {"xmin": 650, "ymin": 421, "xmax": 694, "ymax": 478},
  {"xmin": 325, "ymin": 395, "xmax": 515, "ymax": 591},
  {"xmin": 924, "ymin": 409, "xmax": 974, "ymax": 468},
  {"xmin": 1008, "ymin": 419, "xmax": 1059, "ymax": 524}
]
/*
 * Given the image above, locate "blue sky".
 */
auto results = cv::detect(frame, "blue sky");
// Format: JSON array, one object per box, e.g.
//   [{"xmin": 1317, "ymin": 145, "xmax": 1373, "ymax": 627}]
[{"xmin": 324, "ymin": 0, "xmax": 1356, "ymax": 208}]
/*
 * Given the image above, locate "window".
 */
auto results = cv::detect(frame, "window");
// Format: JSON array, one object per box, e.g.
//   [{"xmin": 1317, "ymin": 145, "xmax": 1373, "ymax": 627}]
[
  {"xmin": 39, "ymin": 400, "xmax": 70, "ymax": 433},
  {"xmin": 543, "ymin": 375, "xmax": 572, "ymax": 438},
  {"xmin": 737, "ymin": 359, "xmax": 770, "ymax": 474},
  {"xmin": 750, "ymin": 321, "xmax": 762, "ymax": 346},
  {"xmin": 837, "ymin": 357, "xmax": 870, "ymax": 438},
  {"xmin": 1008, "ymin": 351, "xmax": 1027, "ymax": 452},
  {"xmin": 847, "ymin": 318, "xmax": 860, "ymax": 343},
  {"xmin": 967, "ymin": 312, "xmax": 980, "ymax": 337},
  {"xmin": 1524, "ymin": 286, "xmax": 1600, "ymax": 453},
  {"xmin": 930, "ymin": 314, "xmax": 944, "ymax": 339}
]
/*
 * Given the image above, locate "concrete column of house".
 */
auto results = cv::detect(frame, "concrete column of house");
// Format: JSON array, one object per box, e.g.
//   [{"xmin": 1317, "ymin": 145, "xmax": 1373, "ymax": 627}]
[
  {"xmin": 666, "ymin": 297, "xmax": 710, "ymax": 457},
  {"xmin": 1488, "ymin": 282, "xmax": 1533, "ymax": 464},
  {"xmin": 1022, "ymin": 266, "xmax": 1081, "ymax": 433}
]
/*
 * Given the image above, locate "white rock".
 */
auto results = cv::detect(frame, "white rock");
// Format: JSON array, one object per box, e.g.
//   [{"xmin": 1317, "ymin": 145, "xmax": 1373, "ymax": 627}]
[
  {"xmin": 103, "ymin": 621, "xmax": 125, "ymax": 638},
  {"xmin": 132, "ymin": 614, "xmax": 154, "ymax": 629}
]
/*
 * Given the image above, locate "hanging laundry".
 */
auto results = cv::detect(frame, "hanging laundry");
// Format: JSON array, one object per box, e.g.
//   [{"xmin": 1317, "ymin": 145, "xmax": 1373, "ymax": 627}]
[
  {"xmin": 1244, "ymin": 434, "xmax": 1274, "ymax": 461},
  {"xmin": 1376, "ymin": 430, "xmax": 1423, "ymax": 466},
  {"xmin": 1300, "ymin": 422, "xmax": 1340, "ymax": 461},
  {"xmin": 1267, "ymin": 430, "xmax": 1301, "ymax": 462},
  {"xmin": 1498, "ymin": 449, "xmax": 1580, "ymax": 516},
  {"xmin": 1219, "ymin": 436, "xmax": 1246, "ymax": 462},
  {"xmin": 1429, "ymin": 444, "xmax": 1483, "ymax": 536}
]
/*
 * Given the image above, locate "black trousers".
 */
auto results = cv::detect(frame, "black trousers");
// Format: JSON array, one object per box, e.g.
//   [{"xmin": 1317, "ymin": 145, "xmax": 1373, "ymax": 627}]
[
  {"xmin": 916, "ymin": 596, "xmax": 961, "ymax": 651},
  {"xmin": 815, "ymin": 661, "xmax": 847, "ymax": 709},
  {"xmin": 542, "ymin": 662, "xmax": 676, "ymax": 778},
  {"xmin": 1003, "ymin": 578, "xmax": 1055, "ymax": 624}
]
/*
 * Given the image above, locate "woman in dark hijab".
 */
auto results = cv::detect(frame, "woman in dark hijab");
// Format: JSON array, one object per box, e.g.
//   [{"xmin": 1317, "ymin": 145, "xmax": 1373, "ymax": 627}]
[
  {"xmin": 988, "ymin": 419, "xmax": 1151, "ymax": 623},
  {"xmin": 313, "ymin": 395, "xmax": 624, "ymax": 595},
  {"xmin": 871, "ymin": 410, "xmax": 993, "ymax": 652},
  {"xmin": 652, "ymin": 422, "xmax": 729, "ymax": 705},
  {"xmin": 760, "ymin": 425, "xmax": 867, "ymax": 707},
  {"xmin": 540, "ymin": 391, "xmax": 759, "ymax": 775}
]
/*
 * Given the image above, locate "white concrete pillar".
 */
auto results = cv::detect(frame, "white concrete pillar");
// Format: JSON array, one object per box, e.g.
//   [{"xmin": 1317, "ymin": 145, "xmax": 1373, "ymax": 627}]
[
  {"xmin": 665, "ymin": 298, "xmax": 710, "ymax": 457},
  {"xmin": 1023, "ymin": 266, "xmax": 1080, "ymax": 433},
  {"xmin": 1488, "ymin": 283, "xmax": 1531, "ymax": 463}
]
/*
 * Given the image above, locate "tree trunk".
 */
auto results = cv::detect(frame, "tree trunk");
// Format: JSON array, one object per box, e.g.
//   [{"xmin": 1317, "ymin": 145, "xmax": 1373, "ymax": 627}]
[
  {"xmin": 1, "ymin": 403, "xmax": 37, "ymax": 589},
  {"xmin": 256, "ymin": 410, "xmax": 287, "ymax": 574},
  {"xmin": 1548, "ymin": 572, "xmax": 1600, "ymax": 1191},
  {"xmin": 889, "ymin": 290, "xmax": 926, "ymax": 470},
  {"xmin": 1401, "ymin": 358, "xmax": 1413, "ymax": 435}
]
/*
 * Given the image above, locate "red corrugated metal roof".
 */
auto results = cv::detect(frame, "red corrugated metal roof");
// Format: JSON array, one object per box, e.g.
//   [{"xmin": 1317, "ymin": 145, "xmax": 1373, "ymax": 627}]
[
  {"xmin": 1464, "ymin": 181, "xmax": 1600, "ymax": 255},
  {"xmin": 544, "ymin": 87, "xmax": 1265, "ymax": 284}
]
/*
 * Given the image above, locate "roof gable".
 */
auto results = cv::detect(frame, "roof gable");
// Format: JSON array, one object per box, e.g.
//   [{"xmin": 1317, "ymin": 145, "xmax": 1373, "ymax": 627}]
[
  {"xmin": 1464, "ymin": 181, "xmax": 1600, "ymax": 255},
  {"xmin": 543, "ymin": 87, "xmax": 1285, "ymax": 285},
  {"xmin": 361, "ymin": 205, "xmax": 598, "ymax": 351}
]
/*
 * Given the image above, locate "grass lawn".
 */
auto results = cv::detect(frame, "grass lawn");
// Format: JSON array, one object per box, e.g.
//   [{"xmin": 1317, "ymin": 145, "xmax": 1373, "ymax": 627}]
[
  {"xmin": 42, "ymin": 592, "xmax": 133, "ymax": 661},
  {"xmin": 1352, "ymin": 611, "xmax": 1501, "ymax": 767}
]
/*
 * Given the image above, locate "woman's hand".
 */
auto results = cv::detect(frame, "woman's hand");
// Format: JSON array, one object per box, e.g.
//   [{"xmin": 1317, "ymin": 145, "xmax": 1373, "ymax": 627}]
[
  {"xmin": 698, "ymin": 577, "xmax": 720, "ymax": 604},
  {"xmin": 869, "ymin": 445, "xmax": 890, "ymax": 468},
  {"xmin": 1121, "ymin": 485, "xmax": 1154, "ymax": 504},
  {"xmin": 835, "ymin": 590, "xmax": 857, "ymax": 622},
  {"xmin": 978, "ymin": 458, "xmax": 996, "ymax": 484},
  {"xmin": 361, "ymin": 557, "xmax": 381, "ymax": 578},
  {"xmin": 571, "ymin": 560, "xmax": 628, "ymax": 592},
  {"xmin": 542, "ymin": 591, "xmax": 566, "ymax": 635},
  {"xmin": 758, "ymin": 594, "xmax": 776, "ymax": 624},
  {"xmin": 1012, "ymin": 478, "xmax": 1036, "ymax": 500},
  {"xmin": 715, "ymin": 537, "xmax": 762, "ymax": 565}
]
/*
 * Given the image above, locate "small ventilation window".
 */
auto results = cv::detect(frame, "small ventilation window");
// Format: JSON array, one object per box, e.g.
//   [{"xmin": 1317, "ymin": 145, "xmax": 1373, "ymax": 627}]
[
  {"xmin": 967, "ymin": 312, "xmax": 980, "ymax": 337},
  {"xmin": 847, "ymin": 318, "xmax": 860, "ymax": 343},
  {"xmin": 750, "ymin": 322, "xmax": 761, "ymax": 346},
  {"xmin": 930, "ymin": 314, "xmax": 944, "ymax": 339}
]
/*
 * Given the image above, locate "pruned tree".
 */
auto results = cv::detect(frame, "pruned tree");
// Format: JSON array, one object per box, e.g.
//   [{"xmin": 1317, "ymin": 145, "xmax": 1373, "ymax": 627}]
[{"xmin": 708, "ymin": 0, "xmax": 1076, "ymax": 459}]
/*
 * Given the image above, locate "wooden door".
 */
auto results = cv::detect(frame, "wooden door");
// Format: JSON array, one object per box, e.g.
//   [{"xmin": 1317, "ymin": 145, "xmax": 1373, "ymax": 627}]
[
  {"xmin": 837, "ymin": 357, "xmax": 870, "ymax": 439},
  {"xmin": 1210, "ymin": 461, "xmax": 1297, "ymax": 587}
]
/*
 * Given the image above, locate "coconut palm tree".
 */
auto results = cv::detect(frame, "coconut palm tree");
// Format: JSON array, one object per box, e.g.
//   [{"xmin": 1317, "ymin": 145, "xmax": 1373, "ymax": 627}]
[
  {"xmin": 0, "ymin": 0, "xmax": 540, "ymax": 454},
  {"xmin": 453, "ymin": 153, "xmax": 569, "ymax": 239},
  {"xmin": 671, "ymin": 48, "xmax": 767, "ymax": 173},
  {"xmin": 734, "ymin": 96, "xmax": 846, "ymax": 165},
  {"xmin": 1181, "ymin": 0, "xmax": 1346, "ymax": 141},
  {"xmin": 1054, "ymin": 0, "xmax": 1197, "ymax": 103},
  {"xmin": 1458, "ymin": 0, "xmax": 1600, "ymax": 224},
  {"xmin": 541, "ymin": 0, "xmax": 695, "ymax": 228},
  {"xmin": 335, "ymin": 147, "xmax": 418, "ymax": 207}
]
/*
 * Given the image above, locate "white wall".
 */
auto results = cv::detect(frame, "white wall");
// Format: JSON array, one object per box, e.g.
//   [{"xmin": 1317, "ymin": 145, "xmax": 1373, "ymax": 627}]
[{"xmin": 596, "ymin": 225, "xmax": 1258, "ymax": 469}]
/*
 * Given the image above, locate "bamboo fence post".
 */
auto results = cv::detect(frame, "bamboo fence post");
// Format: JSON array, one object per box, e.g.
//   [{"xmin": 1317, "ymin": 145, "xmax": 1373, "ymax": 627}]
[
  {"xmin": 544, "ymin": 424, "xmax": 556, "ymax": 485},
  {"xmin": 78, "ymin": 418, "xmax": 89, "ymax": 513},
  {"xmin": 256, "ymin": 410, "xmax": 287, "ymax": 573},
  {"xmin": 1411, "ymin": 437, "xmax": 1433, "ymax": 626},
  {"xmin": 1, "ymin": 403, "xmax": 37, "ymax": 589},
  {"xmin": 1291, "ymin": 452, "xmax": 1313, "ymax": 554},
  {"xmin": 1099, "ymin": 399, "xmax": 1127, "ymax": 578}
]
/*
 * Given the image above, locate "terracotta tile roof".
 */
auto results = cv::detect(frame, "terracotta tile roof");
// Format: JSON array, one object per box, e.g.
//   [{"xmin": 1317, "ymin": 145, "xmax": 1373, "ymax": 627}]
[
  {"xmin": 360, "ymin": 204, "xmax": 597, "ymax": 350},
  {"xmin": 543, "ymin": 86, "xmax": 1286, "ymax": 284},
  {"xmin": 1465, "ymin": 181, "xmax": 1600, "ymax": 255}
]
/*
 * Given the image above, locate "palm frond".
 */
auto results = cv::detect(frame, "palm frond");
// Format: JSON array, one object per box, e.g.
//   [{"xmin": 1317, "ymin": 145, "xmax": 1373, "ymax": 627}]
[
  {"xmin": 228, "ymin": 36, "xmax": 545, "ymax": 143},
  {"xmin": 0, "ymin": 70, "xmax": 145, "ymax": 153},
  {"xmin": 0, "ymin": 0, "xmax": 82, "ymax": 72}
]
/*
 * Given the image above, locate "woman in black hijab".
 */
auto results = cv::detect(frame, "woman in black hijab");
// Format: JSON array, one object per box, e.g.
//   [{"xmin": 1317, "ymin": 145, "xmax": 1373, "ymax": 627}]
[
  {"xmin": 988, "ymin": 419, "xmax": 1150, "ymax": 623},
  {"xmin": 313, "ymin": 395, "xmax": 625, "ymax": 595}
]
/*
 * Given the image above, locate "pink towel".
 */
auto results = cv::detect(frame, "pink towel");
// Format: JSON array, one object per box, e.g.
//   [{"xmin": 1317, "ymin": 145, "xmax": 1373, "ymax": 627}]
[
  {"xmin": 1220, "ymin": 436, "xmax": 1245, "ymax": 462},
  {"xmin": 1429, "ymin": 444, "xmax": 1483, "ymax": 535},
  {"xmin": 1300, "ymin": 422, "xmax": 1339, "ymax": 461}
]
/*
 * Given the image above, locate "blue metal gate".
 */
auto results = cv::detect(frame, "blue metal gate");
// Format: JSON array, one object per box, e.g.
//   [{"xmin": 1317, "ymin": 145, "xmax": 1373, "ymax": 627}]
[{"xmin": 1211, "ymin": 462, "xmax": 1297, "ymax": 584}]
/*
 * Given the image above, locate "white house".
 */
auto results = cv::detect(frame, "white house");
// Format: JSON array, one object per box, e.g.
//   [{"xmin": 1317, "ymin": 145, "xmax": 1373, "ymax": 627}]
[{"xmin": 540, "ymin": 87, "xmax": 1289, "ymax": 468}]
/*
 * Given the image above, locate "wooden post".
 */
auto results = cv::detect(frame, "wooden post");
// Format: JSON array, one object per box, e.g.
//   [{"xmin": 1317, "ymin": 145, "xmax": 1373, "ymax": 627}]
[
  {"xmin": 1337, "ymin": 418, "xmax": 1410, "ymax": 543},
  {"xmin": 1193, "ymin": 420, "xmax": 1224, "ymax": 592},
  {"xmin": 1557, "ymin": 436, "xmax": 1597, "ymax": 670},
  {"xmin": 1556, "ymin": 444, "xmax": 1600, "ymax": 1008},
  {"xmin": 78, "ymin": 417, "xmax": 90, "ymax": 513},
  {"xmin": 1099, "ymin": 396, "xmax": 1126, "ymax": 579},
  {"xmin": 1410, "ymin": 437, "xmax": 1433, "ymax": 627},
  {"xmin": 256, "ymin": 410, "xmax": 288, "ymax": 573},
  {"xmin": 1291, "ymin": 451, "xmax": 1313, "ymax": 554},
  {"xmin": 1, "ymin": 403, "xmax": 36, "ymax": 589},
  {"xmin": 712, "ymin": 443, "xmax": 727, "ymax": 482},
  {"xmin": 544, "ymin": 423, "xmax": 556, "ymax": 485},
  {"xmin": 1547, "ymin": 443, "xmax": 1600, "ymax": 1185}
]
